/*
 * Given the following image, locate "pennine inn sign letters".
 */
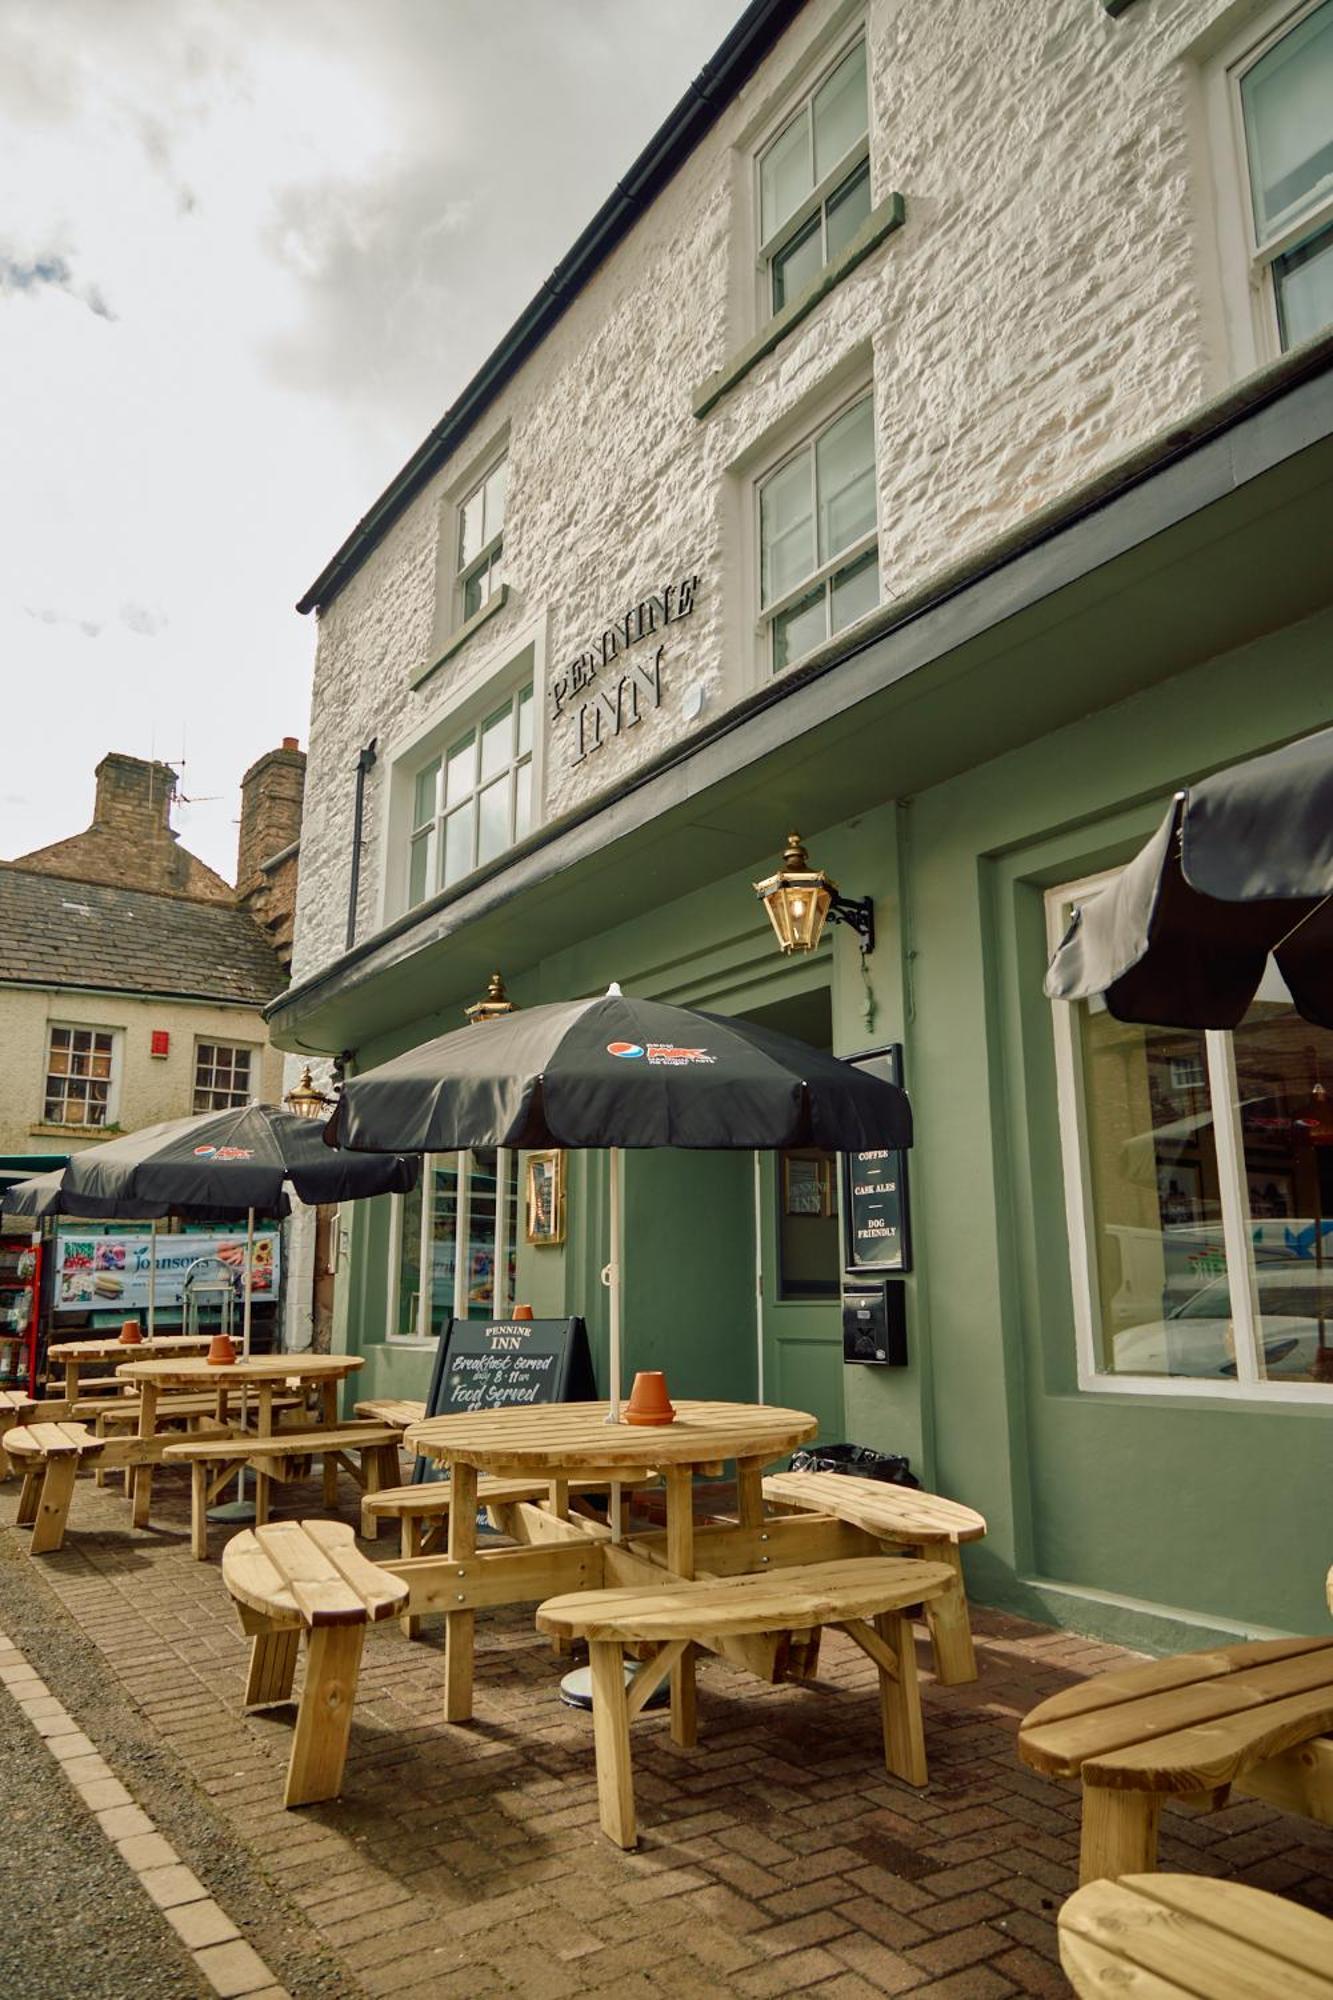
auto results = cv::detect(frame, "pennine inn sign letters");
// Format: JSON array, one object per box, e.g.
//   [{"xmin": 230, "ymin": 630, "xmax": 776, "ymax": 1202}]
[{"xmin": 550, "ymin": 572, "xmax": 700, "ymax": 766}]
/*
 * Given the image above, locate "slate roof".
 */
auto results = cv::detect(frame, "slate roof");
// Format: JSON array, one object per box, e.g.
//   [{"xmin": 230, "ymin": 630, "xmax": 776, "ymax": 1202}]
[{"xmin": 0, "ymin": 866, "xmax": 286, "ymax": 1007}]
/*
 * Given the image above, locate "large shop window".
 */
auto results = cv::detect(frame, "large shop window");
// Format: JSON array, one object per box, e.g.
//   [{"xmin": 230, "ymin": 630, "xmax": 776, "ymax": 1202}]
[
  {"xmin": 758, "ymin": 38, "xmax": 870, "ymax": 314},
  {"xmin": 43, "ymin": 1025, "xmax": 117, "ymax": 1127},
  {"xmin": 390, "ymin": 1150, "xmax": 519, "ymax": 1342},
  {"xmin": 407, "ymin": 684, "xmax": 534, "ymax": 908},
  {"xmin": 1221, "ymin": 0, "xmax": 1333, "ymax": 354},
  {"xmin": 758, "ymin": 392, "xmax": 879, "ymax": 673},
  {"xmin": 1048, "ymin": 876, "xmax": 1333, "ymax": 1397}
]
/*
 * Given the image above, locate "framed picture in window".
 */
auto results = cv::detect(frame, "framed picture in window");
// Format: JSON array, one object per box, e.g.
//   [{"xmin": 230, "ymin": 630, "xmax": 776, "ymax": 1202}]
[
  {"xmin": 1247, "ymin": 1168, "xmax": 1295, "ymax": 1220},
  {"xmin": 782, "ymin": 1154, "xmax": 832, "ymax": 1218},
  {"xmin": 525, "ymin": 1150, "xmax": 566, "ymax": 1246},
  {"xmin": 1157, "ymin": 1160, "xmax": 1204, "ymax": 1227}
]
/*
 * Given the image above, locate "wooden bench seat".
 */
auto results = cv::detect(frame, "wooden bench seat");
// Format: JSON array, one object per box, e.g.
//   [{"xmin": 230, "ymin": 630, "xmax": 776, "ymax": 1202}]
[
  {"xmin": 7, "ymin": 1418, "xmax": 238, "ymax": 1552},
  {"xmin": 353, "ymin": 1398, "xmax": 426, "ymax": 1430},
  {"xmin": 7, "ymin": 1422, "xmax": 104, "ymax": 1553},
  {"xmin": 1019, "ymin": 1635, "xmax": 1333, "ymax": 1884},
  {"xmin": 762, "ymin": 1471, "xmax": 986, "ymax": 1685},
  {"xmin": 163, "ymin": 1424, "xmax": 402, "ymax": 1559},
  {"xmin": 536, "ymin": 1555, "xmax": 956, "ymax": 1848},
  {"xmin": 1059, "ymin": 1873, "xmax": 1333, "ymax": 1998},
  {"xmin": 222, "ymin": 1518, "xmax": 408, "ymax": 1807},
  {"xmin": 0, "ymin": 1389, "xmax": 37, "ymax": 1479}
]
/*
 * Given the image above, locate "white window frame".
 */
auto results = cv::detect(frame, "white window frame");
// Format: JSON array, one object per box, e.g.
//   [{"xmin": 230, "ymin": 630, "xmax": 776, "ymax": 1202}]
[
  {"xmin": 754, "ymin": 31, "xmax": 871, "ymax": 321},
  {"xmin": 754, "ymin": 385, "xmax": 880, "ymax": 676},
  {"xmin": 380, "ymin": 617, "xmax": 547, "ymax": 928},
  {"xmin": 455, "ymin": 451, "xmax": 508, "ymax": 626},
  {"xmin": 1206, "ymin": 0, "xmax": 1333, "ymax": 372},
  {"xmin": 405, "ymin": 681, "xmax": 534, "ymax": 913},
  {"xmin": 1045, "ymin": 869, "xmax": 1333, "ymax": 1404},
  {"xmin": 40, "ymin": 1022, "xmax": 121, "ymax": 1129},
  {"xmin": 192, "ymin": 1039, "xmax": 257, "ymax": 1114},
  {"xmin": 386, "ymin": 1149, "xmax": 515, "ymax": 1345}
]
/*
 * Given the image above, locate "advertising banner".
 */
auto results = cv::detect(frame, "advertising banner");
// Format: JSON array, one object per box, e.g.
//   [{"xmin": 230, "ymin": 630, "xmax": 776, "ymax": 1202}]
[{"xmin": 54, "ymin": 1228, "xmax": 280, "ymax": 1314}]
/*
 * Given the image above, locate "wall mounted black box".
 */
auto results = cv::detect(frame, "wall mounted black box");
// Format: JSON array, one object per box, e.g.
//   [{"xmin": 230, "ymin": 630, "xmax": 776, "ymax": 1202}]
[{"xmin": 842, "ymin": 1280, "xmax": 908, "ymax": 1366}]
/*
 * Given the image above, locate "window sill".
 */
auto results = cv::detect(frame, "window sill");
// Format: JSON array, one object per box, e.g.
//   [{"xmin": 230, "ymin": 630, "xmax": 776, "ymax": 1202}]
[
  {"xmin": 411, "ymin": 585, "xmax": 510, "ymax": 691},
  {"xmin": 693, "ymin": 192, "xmax": 905, "ymax": 420},
  {"xmin": 28, "ymin": 1123, "xmax": 117, "ymax": 1142}
]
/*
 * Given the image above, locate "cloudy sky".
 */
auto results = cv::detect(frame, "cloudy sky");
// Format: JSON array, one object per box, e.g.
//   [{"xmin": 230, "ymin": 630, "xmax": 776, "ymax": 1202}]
[{"xmin": 0, "ymin": 0, "xmax": 740, "ymax": 881}]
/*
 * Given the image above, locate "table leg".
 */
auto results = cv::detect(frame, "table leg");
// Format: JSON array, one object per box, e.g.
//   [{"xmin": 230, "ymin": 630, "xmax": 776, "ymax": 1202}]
[
  {"xmin": 735, "ymin": 1457, "xmax": 764, "ymax": 1527},
  {"xmin": 664, "ymin": 1464, "xmax": 697, "ymax": 1748},
  {"xmin": 131, "ymin": 1383, "xmax": 158, "ymax": 1527},
  {"xmin": 320, "ymin": 1378, "xmax": 339, "ymax": 1429},
  {"xmin": 285, "ymin": 1624, "xmax": 366, "ymax": 1809},
  {"xmin": 923, "ymin": 1542, "xmax": 977, "ymax": 1685},
  {"xmin": 64, "ymin": 1361, "xmax": 79, "ymax": 1404},
  {"xmin": 444, "ymin": 1460, "xmax": 477, "ymax": 1723}
]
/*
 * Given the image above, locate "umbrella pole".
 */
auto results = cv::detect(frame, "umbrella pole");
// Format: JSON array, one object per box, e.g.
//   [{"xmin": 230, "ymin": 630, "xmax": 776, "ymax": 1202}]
[
  {"xmin": 605, "ymin": 1148, "xmax": 623, "ymax": 1423},
  {"xmin": 147, "ymin": 1217, "xmax": 156, "ymax": 1340},
  {"xmin": 242, "ymin": 1206, "xmax": 254, "ymax": 1360}
]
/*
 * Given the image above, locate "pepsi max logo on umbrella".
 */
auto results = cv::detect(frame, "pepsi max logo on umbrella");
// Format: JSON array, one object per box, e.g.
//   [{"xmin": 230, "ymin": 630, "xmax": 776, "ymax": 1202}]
[
  {"xmin": 605, "ymin": 1041, "xmax": 716, "ymax": 1067},
  {"xmin": 192, "ymin": 1146, "xmax": 256, "ymax": 1160}
]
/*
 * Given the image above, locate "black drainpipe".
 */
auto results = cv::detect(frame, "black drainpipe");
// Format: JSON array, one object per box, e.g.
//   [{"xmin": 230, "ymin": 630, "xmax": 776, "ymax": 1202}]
[{"xmin": 346, "ymin": 740, "xmax": 377, "ymax": 950}]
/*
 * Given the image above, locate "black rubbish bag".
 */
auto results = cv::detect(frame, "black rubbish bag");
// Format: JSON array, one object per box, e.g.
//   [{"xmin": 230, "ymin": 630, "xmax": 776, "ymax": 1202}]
[{"xmin": 788, "ymin": 1443, "xmax": 919, "ymax": 1488}]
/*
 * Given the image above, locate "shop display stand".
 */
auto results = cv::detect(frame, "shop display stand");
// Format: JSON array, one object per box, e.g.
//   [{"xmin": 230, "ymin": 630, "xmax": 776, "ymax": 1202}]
[{"xmin": 0, "ymin": 1235, "xmax": 43, "ymax": 1396}]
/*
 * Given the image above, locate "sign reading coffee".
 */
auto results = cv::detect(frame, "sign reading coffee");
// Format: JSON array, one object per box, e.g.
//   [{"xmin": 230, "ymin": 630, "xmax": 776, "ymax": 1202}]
[
  {"xmin": 841, "ymin": 1044, "xmax": 913, "ymax": 1274},
  {"xmin": 550, "ymin": 572, "xmax": 700, "ymax": 766}
]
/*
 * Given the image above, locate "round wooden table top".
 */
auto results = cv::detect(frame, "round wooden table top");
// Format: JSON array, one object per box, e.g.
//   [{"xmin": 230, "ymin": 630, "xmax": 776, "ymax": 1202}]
[
  {"xmin": 115, "ymin": 1353, "xmax": 363, "ymax": 1387},
  {"xmin": 405, "ymin": 1399, "xmax": 817, "ymax": 1473},
  {"xmin": 50, "ymin": 1334, "xmax": 212, "ymax": 1363}
]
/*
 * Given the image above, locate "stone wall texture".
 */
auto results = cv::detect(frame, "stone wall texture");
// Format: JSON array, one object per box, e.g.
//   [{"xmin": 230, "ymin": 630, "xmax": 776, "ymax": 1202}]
[
  {"xmin": 290, "ymin": 0, "xmax": 1260, "ymax": 990},
  {"xmin": 235, "ymin": 741, "xmax": 307, "ymax": 974}
]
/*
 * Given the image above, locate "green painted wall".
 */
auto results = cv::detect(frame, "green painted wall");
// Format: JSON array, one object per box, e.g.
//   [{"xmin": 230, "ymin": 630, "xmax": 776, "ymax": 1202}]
[{"xmin": 327, "ymin": 604, "xmax": 1333, "ymax": 1650}]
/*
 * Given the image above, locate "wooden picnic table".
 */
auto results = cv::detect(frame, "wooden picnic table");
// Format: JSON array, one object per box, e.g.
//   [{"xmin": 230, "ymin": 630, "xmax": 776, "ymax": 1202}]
[
  {"xmin": 46, "ymin": 1333, "xmax": 212, "ymax": 1405},
  {"xmin": 116, "ymin": 1353, "xmax": 363, "ymax": 1527},
  {"xmin": 404, "ymin": 1399, "xmax": 817, "ymax": 1729}
]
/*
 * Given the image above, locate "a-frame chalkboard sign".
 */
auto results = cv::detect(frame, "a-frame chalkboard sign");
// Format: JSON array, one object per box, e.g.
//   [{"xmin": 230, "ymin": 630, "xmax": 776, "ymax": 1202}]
[{"xmin": 411, "ymin": 1315, "xmax": 595, "ymax": 1484}]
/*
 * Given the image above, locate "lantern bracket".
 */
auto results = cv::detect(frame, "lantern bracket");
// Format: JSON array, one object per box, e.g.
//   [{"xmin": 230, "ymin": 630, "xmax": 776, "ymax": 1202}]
[{"xmin": 828, "ymin": 894, "xmax": 875, "ymax": 956}]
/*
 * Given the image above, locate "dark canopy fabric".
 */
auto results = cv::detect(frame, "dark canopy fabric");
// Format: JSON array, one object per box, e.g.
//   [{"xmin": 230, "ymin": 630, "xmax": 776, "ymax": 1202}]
[
  {"xmin": 0, "ymin": 1166, "xmax": 285, "ymax": 1225},
  {"xmin": 59, "ymin": 1105, "xmax": 419, "ymax": 1213},
  {"xmin": 1045, "ymin": 726, "xmax": 1333, "ymax": 1030},
  {"xmin": 327, "ymin": 990, "xmax": 913, "ymax": 1154}
]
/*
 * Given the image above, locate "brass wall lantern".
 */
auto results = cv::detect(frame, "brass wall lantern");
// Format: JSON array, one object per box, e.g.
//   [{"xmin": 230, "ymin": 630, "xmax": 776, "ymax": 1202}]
[
  {"xmin": 283, "ymin": 1064, "xmax": 335, "ymax": 1120},
  {"xmin": 753, "ymin": 831, "xmax": 875, "ymax": 957},
  {"xmin": 465, "ymin": 970, "xmax": 517, "ymax": 1025}
]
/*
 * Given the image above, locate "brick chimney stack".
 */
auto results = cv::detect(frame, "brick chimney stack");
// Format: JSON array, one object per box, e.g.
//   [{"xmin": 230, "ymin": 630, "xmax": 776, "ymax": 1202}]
[
  {"xmin": 236, "ymin": 739, "xmax": 306, "ymax": 973},
  {"xmin": 10, "ymin": 752, "xmax": 232, "ymax": 902}
]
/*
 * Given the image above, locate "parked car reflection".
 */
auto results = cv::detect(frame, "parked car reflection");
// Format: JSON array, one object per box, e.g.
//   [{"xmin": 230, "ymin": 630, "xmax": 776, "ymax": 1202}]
[{"xmin": 1113, "ymin": 1265, "xmax": 1333, "ymax": 1380}]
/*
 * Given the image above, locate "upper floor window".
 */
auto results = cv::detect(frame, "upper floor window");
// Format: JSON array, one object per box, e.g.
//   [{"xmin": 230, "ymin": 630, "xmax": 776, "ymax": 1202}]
[
  {"xmin": 1212, "ymin": 0, "xmax": 1333, "ymax": 364},
  {"xmin": 457, "ymin": 455, "xmax": 507, "ymax": 623},
  {"xmin": 758, "ymin": 38, "xmax": 870, "ymax": 315},
  {"xmin": 194, "ymin": 1041, "xmax": 254, "ymax": 1113},
  {"xmin": 408, "ymin": 683, "xmax": 534, "ymax": 908},
  {"xmin": 758, "ymin": 391, "xmax": 879, "ymax": 672},
  {"xmin": 44, "ymin": 1025, "xmax": 116, "ymax": 1127}
]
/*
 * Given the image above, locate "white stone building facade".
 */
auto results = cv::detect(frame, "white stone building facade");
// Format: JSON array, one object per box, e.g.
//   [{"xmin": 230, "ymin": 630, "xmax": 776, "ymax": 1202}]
[{"xmin": 288, "ymin": 0, "xmax": 1331, "ymax": 994}]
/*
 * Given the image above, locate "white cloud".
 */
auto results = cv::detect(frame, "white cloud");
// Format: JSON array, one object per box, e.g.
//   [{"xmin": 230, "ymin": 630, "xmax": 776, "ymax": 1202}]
[{"xmin": 0, "ymin": 0, "xmax": 741, "ymax": 880}]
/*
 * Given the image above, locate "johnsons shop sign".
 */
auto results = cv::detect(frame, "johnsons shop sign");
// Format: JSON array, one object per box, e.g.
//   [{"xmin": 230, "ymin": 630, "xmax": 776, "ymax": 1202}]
[{"xmin": 549, "ymin": 572, "xmax": 700, "ymax": 765}]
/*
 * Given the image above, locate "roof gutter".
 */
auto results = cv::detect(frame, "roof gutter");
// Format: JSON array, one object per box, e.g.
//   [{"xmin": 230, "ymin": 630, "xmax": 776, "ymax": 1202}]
[{"xmin": 295, "ymin": 0, "xmax": 806, "ymax": 616}]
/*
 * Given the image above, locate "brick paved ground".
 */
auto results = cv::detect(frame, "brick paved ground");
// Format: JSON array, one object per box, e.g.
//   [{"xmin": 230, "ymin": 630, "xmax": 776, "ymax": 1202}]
[{"xmin": 3, "ymin": 1466, "xmax": 1332, "ymax": 2000}]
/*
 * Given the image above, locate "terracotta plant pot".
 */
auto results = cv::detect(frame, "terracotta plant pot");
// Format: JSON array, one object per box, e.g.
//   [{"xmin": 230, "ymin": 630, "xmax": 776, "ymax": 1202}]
[
  {"xmin": 206, "ymin": 1333, "xmax": 237, "ymax": 1366},
  {"xmin": 512, "ymin": 1303, "xmax": 534, "ymax": 1321},
  {"xmin": 117, "ymin": 1318, "xmax": 143, "ymax": 1345},
  {"xmin": 624, "ymin": 1370, "xmax": 676, "ymax": 1426}
]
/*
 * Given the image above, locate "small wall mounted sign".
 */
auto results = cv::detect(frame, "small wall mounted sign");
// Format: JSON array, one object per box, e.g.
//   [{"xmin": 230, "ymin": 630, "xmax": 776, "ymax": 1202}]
[{"xmin": 550, "ymin": 572, "xmax": 701, "ymax": 766}]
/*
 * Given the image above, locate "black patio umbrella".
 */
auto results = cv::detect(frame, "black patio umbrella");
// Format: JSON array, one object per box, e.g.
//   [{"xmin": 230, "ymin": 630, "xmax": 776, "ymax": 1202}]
[
  {"xmin": 52, "ymin": 1106, "xmax": 418, "ymax": 1351},
  {"xmin": 327, "ymin": 984, "xmax": 912, "ymax": 1416},
  {"xmin": 1044, "ymin": 725, "xmax": 1333, "ymax": 1029}
]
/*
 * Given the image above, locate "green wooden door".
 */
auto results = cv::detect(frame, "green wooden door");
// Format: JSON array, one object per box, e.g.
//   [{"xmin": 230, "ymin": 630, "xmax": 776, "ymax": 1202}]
[
  {"xmin": 758, "ymin": 1150, "xmax": 845, "ymax": 1442},
  {"xmin": 622, "ymin": 1148, "xmax": 758, "ymax": 1403}
]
